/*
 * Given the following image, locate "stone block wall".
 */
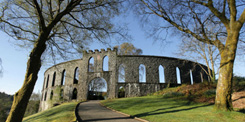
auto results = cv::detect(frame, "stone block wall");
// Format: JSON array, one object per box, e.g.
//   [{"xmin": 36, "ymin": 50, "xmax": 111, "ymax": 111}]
[{"xmin": 39, "ymin": 48, "xmax": 210, "ymax": 111}]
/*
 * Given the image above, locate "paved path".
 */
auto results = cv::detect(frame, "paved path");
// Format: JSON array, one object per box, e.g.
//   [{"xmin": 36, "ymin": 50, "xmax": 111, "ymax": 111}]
[{"xmin": 77, "ymin": 100, "xmax": 141, "ymax": 122}]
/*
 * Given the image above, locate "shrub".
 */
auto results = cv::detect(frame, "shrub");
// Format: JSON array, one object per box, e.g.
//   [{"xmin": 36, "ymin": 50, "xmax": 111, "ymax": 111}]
[
  {"xmin": 204, "ymin": 89, "xmax": 216, "ymax": 98},
  {"xmin": 162, "ymin": 92, "xmax": 184, "ymax": 98}
]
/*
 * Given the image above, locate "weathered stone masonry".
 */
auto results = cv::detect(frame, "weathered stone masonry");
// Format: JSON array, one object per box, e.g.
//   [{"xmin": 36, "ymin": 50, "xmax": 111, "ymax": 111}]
[{"xmin": 39, "ymin": 48, "xmax": 209, "ymax": 111}]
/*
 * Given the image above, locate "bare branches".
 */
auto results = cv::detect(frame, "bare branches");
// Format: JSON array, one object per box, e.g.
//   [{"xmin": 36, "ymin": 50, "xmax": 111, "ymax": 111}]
[
  {"xmin": 238, "ymin": 8, "xmax": 245, "ymax": 28},
  {"xmin": 1, "ymin": 0, "xmax": 126, "ymax": 62},
  {"xmin": 192, "ymin": 0, "xmax": 230, "ymax": 28},
  {"xmin": 33, "ymin": 0, "xmax": 46, "ymax": 30}
]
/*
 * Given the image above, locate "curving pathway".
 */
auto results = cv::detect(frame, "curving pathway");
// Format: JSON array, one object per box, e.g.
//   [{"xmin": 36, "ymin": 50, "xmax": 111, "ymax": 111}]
[{"xmin": 77, "ymin": 100, "xmax": 141, "ymax": 122}]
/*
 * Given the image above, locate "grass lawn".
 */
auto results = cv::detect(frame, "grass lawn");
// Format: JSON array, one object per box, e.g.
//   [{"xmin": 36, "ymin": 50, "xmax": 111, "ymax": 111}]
[
  {"xmin": 101, "ymin": 96, "xmax": 245, "ymax": 122},
  {"xmin": 23, "ymin": 102, "xmax": 78, "ymax": 122}
]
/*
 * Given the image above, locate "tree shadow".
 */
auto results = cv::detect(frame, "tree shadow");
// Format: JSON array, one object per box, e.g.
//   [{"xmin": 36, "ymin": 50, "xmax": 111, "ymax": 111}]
[
  {"xmin": 238, "ymin": 109, "xmax": 245, "ymax": 114},
  {"xmin": 134, "ymin": 104, "xmax": 212, "ymax": 118}
]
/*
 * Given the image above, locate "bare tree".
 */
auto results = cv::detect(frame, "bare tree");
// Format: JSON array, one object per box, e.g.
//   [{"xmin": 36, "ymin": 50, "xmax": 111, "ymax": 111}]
[
  {"xmin": 115, "ymin": 42, "xmax": 143, "ymax": 55},
  {"xmin": 115, "ymin": 42, "xmax": 143, "ymax": 82},
  {"xmin": 0, "ymin": 0, "xmax": 127, "ymax": 121},
  {"xmin": 133, "ymin": 0, "xmax": 245, "ymax": 111},
  {"xmin": 89, "ymin": 78, "xmax": 106, "ymax": 93},
  {"xmin": 177, "ymin": 37, "xmax": 220, "ymax": 82}
]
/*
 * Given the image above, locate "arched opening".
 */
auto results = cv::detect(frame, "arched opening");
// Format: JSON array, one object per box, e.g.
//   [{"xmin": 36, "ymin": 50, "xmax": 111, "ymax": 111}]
[
  {"xmin": 87, "ymin": 78, "xmax": 107, "ymax": 100},
  {"xmin": 50, "ymin": 90, "xmax": 53, "ymax": 100},
  {"xmin": 139, "ymin": 64, "xmax": 146, "ymax": 83},
  {"xmin": 200, "ymin": 72, "xmax": 204, "ymax": 83},
  {"xmin": 46, "ymin": 75, "xmax": 49, "ymax": 88},
  {"xmin": 44, "ymin": 92, "xmax": 47, "ymax": 101},
  {"xmin": 89, "ymin": 57, "xmax": 94, "ymax": 72},
  {"xmin": 72, "ymin": 88, "xmax": 77, "ymax": 100},
  {"xmin": 118, "ymin": 86, "xmax": 125, "ymax": 98},
  {"xmin": 190, "ymin": 70, "xmax": 194, "ymax": 85},
  {"xmin": 118, "ymin": 64, "xmax": 125, "ymax": 83},
  {"xmin": 159, "ymin": 65, "xmax": 165, "ymax": 83},
  {"xmin": 43, "ymin": 77, "xmax": 46, "ymax": 90},
  {"xmin": 176, "ymin": 67, "xmax": 181, "ymax": 84},
  {"xmin": 60, "ymin": 89, "xmax": 64, "ymax": 100},
  {"xmin": 74, "ymin": 67, "xmax": 79, "ymax": 84},
  {"xmin": 52, "ymin": 72, "xmax": 56, "ymax": 86},
  {"xmin": 61, "ymin": 70, "xmax": 66, "ymax": 86},
  {"xmin": 103, "ymin": 56, "xmax": 109, "ymax": 71}
]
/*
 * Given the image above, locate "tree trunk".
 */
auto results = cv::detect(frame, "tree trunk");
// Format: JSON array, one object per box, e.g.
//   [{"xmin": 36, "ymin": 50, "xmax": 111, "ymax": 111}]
[
  {"xmin": 215, "ymin": 53, "xmax": 234, "ymax": 111},
  {"xmin": 6, "ymin": 36, "xmax": 47, "ymax": 122},
  {"xmin": 214, "ymin": 32, "xmax": 239, "ymax": 111}
]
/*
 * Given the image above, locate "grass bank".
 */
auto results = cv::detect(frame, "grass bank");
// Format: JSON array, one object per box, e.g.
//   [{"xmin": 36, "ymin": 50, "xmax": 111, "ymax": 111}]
[
  {"xmin": 102, "ymin": 96, "xmax": 244, "ymax": 122},
  {"xmin": 101, "ymin": 84, "xmax": 245, "ymax": 122},
  {"xmin": 23, "ymin": 102, "xmax": 78, "ymax": 122}
]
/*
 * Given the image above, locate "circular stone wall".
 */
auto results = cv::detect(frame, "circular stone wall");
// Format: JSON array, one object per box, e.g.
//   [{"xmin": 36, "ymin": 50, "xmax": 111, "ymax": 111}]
[{"xmin": 39, "ymin": 48, "xmax": 210, "ymax": 111}]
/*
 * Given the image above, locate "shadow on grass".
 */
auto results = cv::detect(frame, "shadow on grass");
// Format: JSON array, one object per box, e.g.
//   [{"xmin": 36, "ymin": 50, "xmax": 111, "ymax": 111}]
[
  {"xmin": 238, "ymin": 109, "xmax": 245, "ymax": 114},
  {"xmin": 134, "ymin": 104, "xmax": 213, "ymax": 118}
]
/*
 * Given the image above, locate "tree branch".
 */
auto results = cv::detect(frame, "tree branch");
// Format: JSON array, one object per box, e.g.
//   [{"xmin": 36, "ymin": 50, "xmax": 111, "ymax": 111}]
[
  {"xmin": 32, "ymin": 0, "xmax": 46, "ymax": 30},
  {"xmin": 192, "ymin": 0, "xmax": 230, "ymax": 29}
]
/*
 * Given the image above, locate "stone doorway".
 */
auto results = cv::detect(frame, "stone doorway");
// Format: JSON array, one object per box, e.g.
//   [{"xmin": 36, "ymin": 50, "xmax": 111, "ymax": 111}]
[{"xmin": 87, "ymin": 77, "xmax": 108, "ymax": 100}]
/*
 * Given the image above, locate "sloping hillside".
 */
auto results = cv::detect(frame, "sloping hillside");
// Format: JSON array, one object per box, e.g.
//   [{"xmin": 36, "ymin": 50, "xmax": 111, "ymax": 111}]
[{"xmin": 0, "ymin": 92, "xmax": 13, "ymax": 122}]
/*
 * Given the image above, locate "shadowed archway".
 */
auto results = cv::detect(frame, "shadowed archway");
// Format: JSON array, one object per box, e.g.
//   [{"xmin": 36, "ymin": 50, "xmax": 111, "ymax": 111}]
[{"xmin": 87, "ymin": 77, "xmax": 108, "ymax": 100}]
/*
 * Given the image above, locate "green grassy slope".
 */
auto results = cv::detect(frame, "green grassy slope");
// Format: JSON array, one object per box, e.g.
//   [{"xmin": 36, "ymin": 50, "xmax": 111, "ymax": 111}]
[
  {"xmin": 23, "ymin": 102, "xmax": 78, "ymax": 122},
  {"xmin": 102, "ymin": 96, "xmax": 245, "ymax": 122},
  {"xmin": 101, "ymin": 83, "xmax": 245, "ymax": 122}
]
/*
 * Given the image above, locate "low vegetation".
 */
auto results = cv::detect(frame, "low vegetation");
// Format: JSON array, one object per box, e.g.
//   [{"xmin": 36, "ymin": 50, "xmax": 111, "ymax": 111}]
[
  {"xmin": 101, "ymin": 77, "xmax": 245, "ymax": 122},
  {"xmin": 102, "ymin": 95, "xmax": 244, "ymax": 122},
  {"xmin": 23, "ymin": 102, "xmax": 78, "ymax": 122},
  {"xmin": 0, "ymin": 92, "xmax": 13, "ymax": 122}
]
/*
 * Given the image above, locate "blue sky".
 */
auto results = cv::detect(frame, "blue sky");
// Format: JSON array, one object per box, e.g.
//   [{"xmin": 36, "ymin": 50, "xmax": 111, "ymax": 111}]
[{"xmin": 0, "ymin": 13, "xmax": 244, "ymax": 95}]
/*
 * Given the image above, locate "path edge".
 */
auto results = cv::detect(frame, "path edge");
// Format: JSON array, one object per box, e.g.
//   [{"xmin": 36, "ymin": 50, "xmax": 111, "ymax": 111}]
[
  {"xmin": 75, "ymin": 101, "xmax": 83, "ymax": 122},
  {"xmin": 99, "ymin": 102, "xmax": 149, "ymax": 122}
]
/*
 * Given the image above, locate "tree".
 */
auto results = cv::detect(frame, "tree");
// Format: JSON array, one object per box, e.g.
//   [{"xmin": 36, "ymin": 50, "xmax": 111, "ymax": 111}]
[
  {"xmin": 88, "ymin": 78, "xmax": 107, "ymax": 100},
  {"xmin": 89, "ymin": 78, "xmax": 107, "ymax": 93},
  {"xmin": 134, "ymin": 0, "xmax": 245, "ymax": 111},
  {"xmin": 0, "ymin": 0, "xmax": 126, "ymax": 121},
  {"xmin": 116, "ymin": 42, "xmax": 143, "ymax": 55},
  {"xmin": 24, "ymin": 92, "xmax": 41, "ymax": 117},
  {"xmin": 115, "ymin": 42, "xmax": 143, "ymax": 82},
  {"xmin": 177, "ymin": 37, "xmax": 220, "ymax": 83}
]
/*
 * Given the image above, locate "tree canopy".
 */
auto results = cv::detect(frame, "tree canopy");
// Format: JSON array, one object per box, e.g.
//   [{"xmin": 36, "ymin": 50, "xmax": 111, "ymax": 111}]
[
  {"xmin": 0, "ymin": 0, "xmax": 127, "ymax": 121},
  {"xmin": 133, "ymin": 0, "xmax": 245, "ymax": 111},
  {"xmin": 115, "ymin": 42, "xmax": 143, "ymax": 55}
]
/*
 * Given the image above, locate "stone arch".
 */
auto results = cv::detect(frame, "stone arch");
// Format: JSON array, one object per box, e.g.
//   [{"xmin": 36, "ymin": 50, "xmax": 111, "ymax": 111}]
[
  {"xmin": 52, "ymin": 72, "xmax": 56, "ymax": 86},
  {"xmin": 50, "ymin": 90, "xmax": 53, "ymax": 100},
  {"xmin": 118, "ymin": 64, "xmax": 125, "ymax": 83},
  {"xmin": 159, "ymin": 65, "xmax": 165, "ymax": 83},
  {"xmin": 200, "ymin": 72, "xmax": 204, "ymax": 83},
  {"xmin": 139, "ymin": 64, "xmax": 146, "ymax": 83},
  {"xmin": 60, "ymin": 89, "xmax": 64, "ymax": 100},
  {"xmin": 46, "ymin": 75, "xmax": 49, "ymax": 88},
  {"xmin": 88, "ymin": 57, "xmax": 94, "ymax": 72},
  {"xmin": 176, "ymin": 67, "xmax": 181, "ymax": 84},
  {"xmin": 87, "ymin": 77, "xmax": 108, "ymax": 100},
  {"xmin": 118, "ymin": 86, "xmax": 125, "ymax": 98},
  {"xmin": 61, "ymin": 69, "xmax": 66, "ymax": 86},
  {"xmin": 190, "ymin": 70, "xmax": 194, "ymax": 85},
  {"xmin": 73, "ymin": 67, "xmax": 79, "ymax": 84},
  {"xmin": 103, "ymin": 55, "xmax": 109, "ymax": 71},
  {"xmin": 72, "ymin": 88, "xmax": 77, "ymax": 100},
  {"xmin": 44, "ymin": 92, "xmax": 47, "ymax": 101},
  {"xmin": 43, "ymin": 77, "xmax": 46, "ymax": 90}
]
